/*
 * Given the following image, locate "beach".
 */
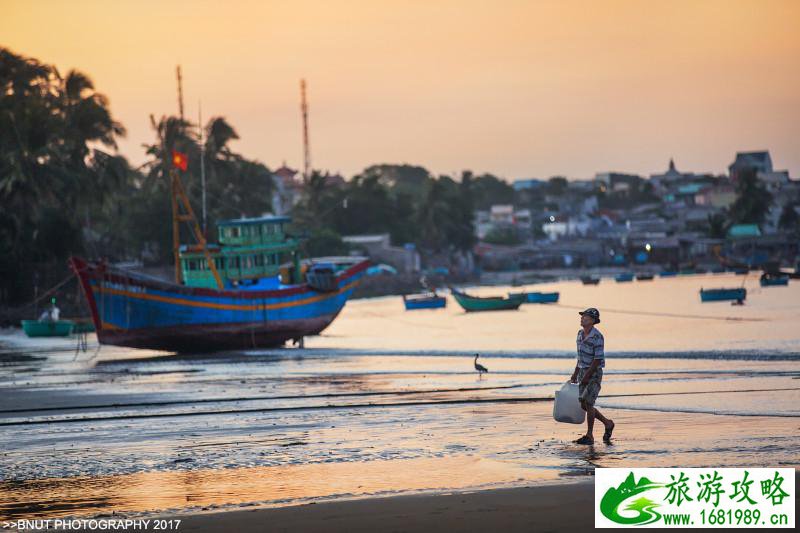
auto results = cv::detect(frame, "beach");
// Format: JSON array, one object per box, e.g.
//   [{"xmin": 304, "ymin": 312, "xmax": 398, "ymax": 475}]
[{"xmin": 1, "ymin": 273, "xmax": 798, "ymax": 528}]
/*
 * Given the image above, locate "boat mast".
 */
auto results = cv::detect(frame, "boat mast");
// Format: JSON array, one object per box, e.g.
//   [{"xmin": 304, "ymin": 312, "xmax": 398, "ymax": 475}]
[
  {"xmin": 170, "ymin": 168, "xmax": 223, "ymax": 289},
  {"xmin": 199, "ymin": 101, "xmax": 207, "ymax": 235},
  {"xmin": 170, "ymin": 66, "xmax": 222, "ymax": 289}
]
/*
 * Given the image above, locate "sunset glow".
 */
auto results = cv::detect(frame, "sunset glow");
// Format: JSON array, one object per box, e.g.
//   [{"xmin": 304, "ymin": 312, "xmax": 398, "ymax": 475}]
[{"xmin": 3, "ymin": 0, "xmax": 799, "ymax": 179}]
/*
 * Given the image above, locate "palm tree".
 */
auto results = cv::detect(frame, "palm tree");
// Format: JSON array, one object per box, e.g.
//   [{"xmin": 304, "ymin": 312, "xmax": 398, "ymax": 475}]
[{"xmin": 141, "ymin": 114, "xmax": 195, "ymax": 192}]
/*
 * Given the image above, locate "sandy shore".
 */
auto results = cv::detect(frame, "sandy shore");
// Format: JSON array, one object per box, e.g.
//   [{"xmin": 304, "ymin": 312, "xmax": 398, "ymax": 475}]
[{"xmin": 171, "ymin": 482, "xmax": 594, "ymax": 533}]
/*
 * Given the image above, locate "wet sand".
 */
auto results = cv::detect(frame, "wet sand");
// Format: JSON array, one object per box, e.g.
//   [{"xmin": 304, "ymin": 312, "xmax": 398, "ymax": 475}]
[
  {"xmin": 171, "ymin": 482, "xmax": 594, "ymax": 533},
  {"xmin": 1, "ymin": 274, "xmax": 799, "ymax": 523},
  {"xmin": 1, "ymin": 399, "xmax": 797, "ymax": 520}
]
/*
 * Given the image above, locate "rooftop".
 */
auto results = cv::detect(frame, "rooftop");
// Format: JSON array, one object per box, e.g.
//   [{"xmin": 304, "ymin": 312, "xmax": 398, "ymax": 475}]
[{"xmin": 217, "ymin": 215, "xmax": 291, "ymax": 227}]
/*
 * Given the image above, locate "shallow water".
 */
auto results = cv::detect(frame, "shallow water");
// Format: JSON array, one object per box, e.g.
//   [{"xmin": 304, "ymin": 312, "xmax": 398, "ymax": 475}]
[{"xmin": 0, "ymin": 273, "xmax": 798, "ymax": 519}]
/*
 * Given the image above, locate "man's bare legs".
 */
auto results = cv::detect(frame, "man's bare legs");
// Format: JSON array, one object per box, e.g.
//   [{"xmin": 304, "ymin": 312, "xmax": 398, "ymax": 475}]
[{"xmin": 580, "ymin": 400, "xmax": 613, "ymax": 441}]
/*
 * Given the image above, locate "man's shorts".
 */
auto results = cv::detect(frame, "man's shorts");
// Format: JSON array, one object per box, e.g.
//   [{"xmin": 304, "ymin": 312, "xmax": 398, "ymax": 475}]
[{"xmin": 577, "ymin": 367, "xmax": 602, "ymax": 407}]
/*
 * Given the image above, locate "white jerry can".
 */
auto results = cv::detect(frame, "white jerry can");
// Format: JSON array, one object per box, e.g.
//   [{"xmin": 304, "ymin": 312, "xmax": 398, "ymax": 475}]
[{"xmin": 553, "ymin": 381, "xmax": 585, "ymax": 424}]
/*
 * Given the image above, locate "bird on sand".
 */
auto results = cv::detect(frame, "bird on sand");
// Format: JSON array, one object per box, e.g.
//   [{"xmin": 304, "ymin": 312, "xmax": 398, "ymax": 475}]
[{"xmin": 474, "ymin": 353, "xmax": 488, "ymax": 376}]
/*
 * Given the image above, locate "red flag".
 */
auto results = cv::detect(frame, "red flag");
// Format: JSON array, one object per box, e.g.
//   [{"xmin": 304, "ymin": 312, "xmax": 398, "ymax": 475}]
[{"xmin": 172, "ymin": 150, "xmax": 188, "ymax": 171}]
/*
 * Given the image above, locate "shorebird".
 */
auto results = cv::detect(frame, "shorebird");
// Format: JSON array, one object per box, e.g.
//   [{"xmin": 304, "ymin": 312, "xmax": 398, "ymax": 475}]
[{"xmin": 473, "ymin": 353, "xmax": 488, "ymax": 377}]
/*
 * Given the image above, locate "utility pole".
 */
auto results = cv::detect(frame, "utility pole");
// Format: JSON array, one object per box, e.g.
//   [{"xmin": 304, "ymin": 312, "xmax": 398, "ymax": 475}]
[
  {"xmin": 300, "ymin": 79, "xmax": 311, "ymax": 182},
  {"xmin": 176, "ymin": 65, "xmax": 185, "ymax": 121}
]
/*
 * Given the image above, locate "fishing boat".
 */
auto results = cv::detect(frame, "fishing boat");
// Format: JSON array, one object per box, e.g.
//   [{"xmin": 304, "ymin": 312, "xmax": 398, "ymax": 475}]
[
  {"xmin": 450, "ymin": 288, "xmax": 524, "ymax": 312},
  {"xmin": 69, "ymin": 160, "xmax": 369, "ymax": 352},
  {"xmin": 635, "ymin": 273, "xmax": 654, "ymax": 281},
  {"xmin": 659, "ymin": 270, "xmax": 677, "ymax": 277},
  {"xmin": 403, "ymin": 292, "xmax": 446, "ymax": 310},
  {"xmin": 509, "ymin": 291, "xmax": 560, "ymax": 304},
  {"xmin": 21, "ymin": 319, "xmax": 74, "ymax": 337},
  {"xmin": 699, "ymin": 287, "xmax": 747, "ymax": 302},
  {"xmin": 580, "ymin": 276, "xmax": 600, "ymax": 285},
  {"xmin": 760, "ymin": 272, "xmax": 789, "ymax": 287},
  {"xmin": 614, "ymin": 273, "xmax": 634, "ymax": 282},
  {"xmin": 71, "ymin": 252, "xmax": 368, "ymax": 351}
]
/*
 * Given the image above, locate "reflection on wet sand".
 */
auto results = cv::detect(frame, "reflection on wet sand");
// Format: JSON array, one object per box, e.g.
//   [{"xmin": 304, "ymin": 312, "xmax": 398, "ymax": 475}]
[{"xmin": 0, "ymin": 456, "xmax": 561, "ymax": 520}]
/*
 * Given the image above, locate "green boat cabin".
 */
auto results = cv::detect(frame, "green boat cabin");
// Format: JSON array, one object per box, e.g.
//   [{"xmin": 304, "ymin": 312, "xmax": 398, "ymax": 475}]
[{"xmin": 179, "ymin": 215, "xmax": 302, "ymax": 289}]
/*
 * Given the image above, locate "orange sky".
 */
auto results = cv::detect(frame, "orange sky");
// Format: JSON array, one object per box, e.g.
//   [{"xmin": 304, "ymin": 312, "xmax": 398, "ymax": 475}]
[{"xmin": 3, "ymin": 0, "xmax": 799, "ymax": 181}]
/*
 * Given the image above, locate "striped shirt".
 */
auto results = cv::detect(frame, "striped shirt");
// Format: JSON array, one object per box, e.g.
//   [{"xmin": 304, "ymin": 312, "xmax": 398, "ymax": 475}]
[{"xmin": 576, "ymin": 327, "xmax": 605, "ymax": 368}]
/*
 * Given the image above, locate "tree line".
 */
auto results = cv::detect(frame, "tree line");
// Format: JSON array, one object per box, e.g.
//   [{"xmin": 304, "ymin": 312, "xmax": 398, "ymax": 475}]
[{"xmin": 0, "ymin": 48, "xmax": 485, "ymax": 308}]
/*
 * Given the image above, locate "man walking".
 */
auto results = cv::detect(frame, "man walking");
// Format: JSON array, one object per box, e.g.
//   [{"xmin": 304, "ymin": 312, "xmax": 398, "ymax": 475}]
[{"xmin": 570, "ymin": 307, "xmax": 614, "ymax": 445}]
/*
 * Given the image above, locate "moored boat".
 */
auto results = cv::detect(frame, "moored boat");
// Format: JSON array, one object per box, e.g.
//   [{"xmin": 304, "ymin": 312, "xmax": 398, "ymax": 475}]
[
  {"xmin": 70, "ymin": 255, "xmax": 368, "ymax": 352},
  {"xmin": 700, "ymin": 287, "xmax": 746, "ymax": 302},
  {"xmin": 526, "ymin": 291, "xmax": 560, "ymax": 303},
  {"xmin": 21, "ymin": 320, "xmax": 74, "ymax": 337},
  {"xmin": 69, "ymin": 158, "xmax": 371, "ymax": 353},
  {"xmin": 403, "ymin": 292, "xmax": 446, "ymax": 310},
  {"xmin": 635, "ymin": 273, "xmax": 654, "ymax": 281},
  {"xmin": 614, "ymin": 273, "xmax": 634, "ymax": 282},
  {"xmin": 760, "ymin": 272, "xmax": 789, "ymax": 287},
  {"xmin": 509, "ymin": 291, "xmax": 560, "ymax": 304},
  {"xmin": 580, "ymin": 276, "xmax": 600, "ymax": 285},
  {"xmin": 450, "ymin": 289, "xmax": 524, "ymax": 312}
]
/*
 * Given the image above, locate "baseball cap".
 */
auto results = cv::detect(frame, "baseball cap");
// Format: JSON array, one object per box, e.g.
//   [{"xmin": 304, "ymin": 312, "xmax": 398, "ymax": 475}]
[{"xmin": 579, "ymin": 307, "xmax": 600, "ymax": 324}]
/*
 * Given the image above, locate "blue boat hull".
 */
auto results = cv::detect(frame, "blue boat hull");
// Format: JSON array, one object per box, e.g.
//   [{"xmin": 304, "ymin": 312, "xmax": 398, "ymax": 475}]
[
  {"xmin": 403, "ymin": 295, "xmax": 447, "ymax": 310},
  {"xmin": 760, "ymin": 277, "xmax": 789, "ymax": 287},
  {"xmin": 700, "ymin": 288, "xmax": 746, "ymax": 302},
  {"xmin": 525, "ymin": 292, "xmax": 559, "ymax": 303},
  {"xmin": 70, "ymin": 257, "xmax": 369, "ymax": 352}
]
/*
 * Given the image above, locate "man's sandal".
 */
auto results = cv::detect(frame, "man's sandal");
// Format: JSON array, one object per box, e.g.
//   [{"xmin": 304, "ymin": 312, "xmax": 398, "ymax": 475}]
[
  {"xmin": 603, "ymin": 422, "xmax": 615, "ymax": 443},
  {"xmin": 575, "ymin": 436, "xmax": 594, "ymax": 445}
]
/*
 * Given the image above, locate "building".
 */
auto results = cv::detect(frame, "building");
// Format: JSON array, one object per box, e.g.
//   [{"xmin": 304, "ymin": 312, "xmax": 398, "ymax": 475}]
[
  {"xmin": 649, "ymin": 158, "xmax": 685, "ymax": 189},
  {"xmin": 342, "ymin": 234, "xmax": 420, "ymax": 274},
  {"xmin": 728, "ymin": 151, "xmax": 773, "ymax": 182},
  {"xmin": 594, "ymin": 172, "xmax": 644, "ymax": 197},
  {"xmin": 542, "ymin": 214, "xmax": 592, "ymax": 241},
  {"xmin": 489, "ymin": 205, "xmax": 515, "ymax": 225},
  {"xmin": 271, "ymin": 163, "xmax": 302, "ymax": 215},
  {"xmin": 512, "ymin": 178, "xmax": 546, "ymax": 191},
  {"xmin": 694, "ymin": 184, "xmax": 736, "ymax": 209}
]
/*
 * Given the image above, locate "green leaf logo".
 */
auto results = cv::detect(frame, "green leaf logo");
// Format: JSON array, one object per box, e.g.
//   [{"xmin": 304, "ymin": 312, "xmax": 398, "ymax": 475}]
[{"xmin": 600, "ymin": 472, "xmax": 664, "ymax": 525}]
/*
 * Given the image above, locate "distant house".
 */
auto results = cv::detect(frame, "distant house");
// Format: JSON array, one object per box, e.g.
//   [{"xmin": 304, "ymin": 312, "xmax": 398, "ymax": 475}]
[
  {"xmin": 342, "ymin": 234, "xmax": 420, "ymax": 274},
  {"xmin": 513, "ymin": 178, "xmax": 546, "ymax": 191},
  {"xmin": 727, "ymin": 224, "xmax": 762, "ymax": 239},
  {"xmin": 542, "ymin": 214, "xmax": 591, "ymax": 241},
  {"xmin": 650, "ymin": 159, "xmax": 686, "ymax": 189},
  {"xmin": 595, "ymin": 172, "xmax": 644, "ymax": 196},
  {"xmin": 694, "ymin": 184, "xmax": 736, "ymax": 209},
  {"xmin": 728, "ymin": 151, "xmax": 773, "ymax": 182},
  {"xmin": 271, "ymin": 163, "xmax": 302, "ymax": 215},
  {"xmin": 490, "ymin": 205, "xmax": 515, "ymax": 225},
  {"xmin": 322, "ymin": 172, "xmax": 346, "ymax": 188},
  {"xmin": 475, "ymin": 206, "xmax": 534, "ymax": 239}
]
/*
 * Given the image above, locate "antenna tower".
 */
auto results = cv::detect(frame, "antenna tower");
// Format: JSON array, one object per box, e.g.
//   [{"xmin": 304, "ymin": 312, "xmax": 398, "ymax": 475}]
[
  {"xmin": 300, "ymin": 79, "xmax": 311, "ymax": 181},
  {"xmin": 176, "ymin": 65, "xmax": 185, "ymax": 120}
]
